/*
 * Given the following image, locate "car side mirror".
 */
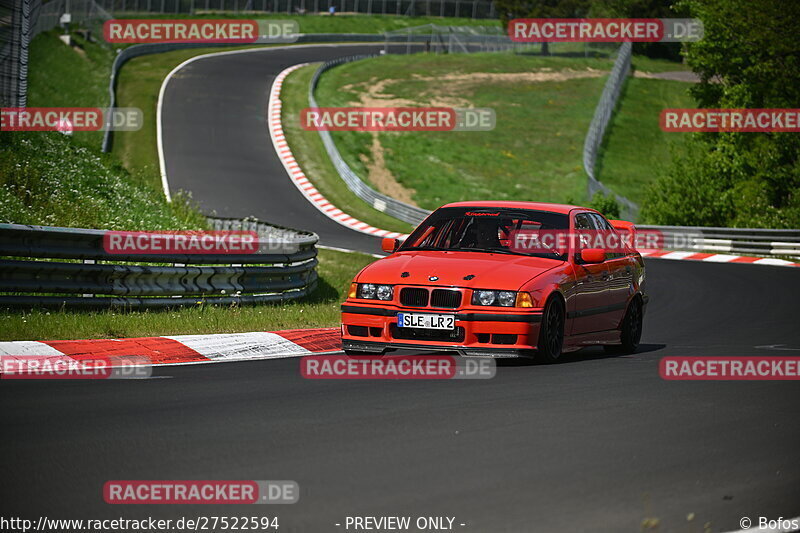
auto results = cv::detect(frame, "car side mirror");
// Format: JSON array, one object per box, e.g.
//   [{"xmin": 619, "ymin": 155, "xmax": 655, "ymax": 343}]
[
  {"xmin": 580, "ymin": 248, "xmax": 606, "ymax": 264},
  {"xmin": 381, "ymin": 237, "xmax": 399, "ymax": 253}
]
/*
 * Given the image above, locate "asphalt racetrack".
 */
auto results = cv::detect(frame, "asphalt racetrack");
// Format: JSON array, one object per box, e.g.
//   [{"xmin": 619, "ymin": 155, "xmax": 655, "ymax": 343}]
[{"xmin": 2, "ymin": 45, "xmax": 798, "ymax": 533}]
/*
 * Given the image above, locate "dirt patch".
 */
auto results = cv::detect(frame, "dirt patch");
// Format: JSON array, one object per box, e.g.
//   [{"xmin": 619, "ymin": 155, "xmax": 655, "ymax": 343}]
[
  {"xmin": 342, "ymin": 68, "xmax": 609, "ymax": 108},
  {"xmin": 359, "ymin": 133, "xmax": 418, "ymax": 206},
  {"xmin": 340, "ymin": 68, "xmax": 608, "ymax": 207},
  {"xmin": 634, "ymin": 70, "xmax": 701, "ymax": 83}
]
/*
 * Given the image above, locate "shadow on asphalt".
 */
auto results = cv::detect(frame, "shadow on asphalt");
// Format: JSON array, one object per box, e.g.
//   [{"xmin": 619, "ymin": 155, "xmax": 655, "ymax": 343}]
[{"xmin": 495, "ymin": 343, "xmax": 667, "ymax": 367}]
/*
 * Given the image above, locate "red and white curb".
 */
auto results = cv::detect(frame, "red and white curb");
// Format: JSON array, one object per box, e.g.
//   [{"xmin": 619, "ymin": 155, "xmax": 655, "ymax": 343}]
[
  {"xmin": 268, "ymin": 64, "xmax": 408, "ymax": 240},
  {"xmin": 638, "ymin": 249, "xmax": 800, "ymax": 267},
  {"xmin": 0, "ymin": 328, "xmax": 342, "ymax": 371}
]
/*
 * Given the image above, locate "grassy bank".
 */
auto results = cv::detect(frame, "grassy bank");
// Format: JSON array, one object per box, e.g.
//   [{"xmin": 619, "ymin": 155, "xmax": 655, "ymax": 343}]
[
  {"xmin": 0, "ymin": 131, "xmax": 205, "ymax": 229},
  {"xmin": 303, "ymin": 51, "xmax": 691, "ymax": 212},
  {"xmin": 112, "ymin": 13, "xmax": 492, "ymax": 33},
  {"xmin": 596, "ymin": 77, "xmax": 694, "ymax": 204},
  {"xmin": 0, "ymin": 248, "xmax": 374, "ymax": 341},
  {"xmin": 316, "ymin": 52, "xmax": 613, "ymax": 209},
  {"xmin": 26, "ymin": 30, "xmax": 115, "ymax": 148}
]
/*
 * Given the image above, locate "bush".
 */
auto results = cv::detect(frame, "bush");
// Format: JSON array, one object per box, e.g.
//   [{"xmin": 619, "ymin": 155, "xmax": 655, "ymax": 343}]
[
  {"xmin": 641, "ymin": 0, "xmax": 800, "ymax": 229},
  {"xmin": 641, "ymin": 134, "xmax": 800, "ymax": 228},
  {"xmin": 587, "ymin": 192, "xmax": 621, "ymax": 220}
]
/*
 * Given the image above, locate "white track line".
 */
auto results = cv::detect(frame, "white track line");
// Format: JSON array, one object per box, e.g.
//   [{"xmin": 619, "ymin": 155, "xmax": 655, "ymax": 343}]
[{"xmin": 155, "ymin": 43, "xmax": 383, "ymax": 203}]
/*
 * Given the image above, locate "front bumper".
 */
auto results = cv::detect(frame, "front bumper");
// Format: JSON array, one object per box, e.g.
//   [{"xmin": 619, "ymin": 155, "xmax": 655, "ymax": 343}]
[{"xmin": 341, "ymin": 303, "xmax": 543, "ymax": 358}]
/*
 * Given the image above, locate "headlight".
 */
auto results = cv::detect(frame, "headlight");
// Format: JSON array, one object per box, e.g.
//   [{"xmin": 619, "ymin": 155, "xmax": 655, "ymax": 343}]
[
  {"xmin": 376, "ymin": 285, "xmax": 393, "ymax": 301},
  {"xmin": 472, "ymin": 289, "xmax": 518, "ymax": 307},
  {"xmin": 357, "ymin": 283, "xmax": 393, "ymax": 300},
  {"xmin": 474, "ymin": 290, "xmax": 496, "ymax": 306},
  {"xmin": 359, "ymin": 283, "xmax": 376, "ymax": 299},
  {"xmin": 497, "ymin": 291, "xmax": 516, "ymax": 307}
]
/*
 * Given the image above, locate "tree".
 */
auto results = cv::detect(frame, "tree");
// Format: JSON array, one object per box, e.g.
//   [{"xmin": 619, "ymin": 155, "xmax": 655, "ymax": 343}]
[
  {"xmin": 496, "ymin": 0, "xmax": 589, "ymax": 54},
  {"xmin": 642, "ymin": 0, "xmax": 800, "ymax": 228}
]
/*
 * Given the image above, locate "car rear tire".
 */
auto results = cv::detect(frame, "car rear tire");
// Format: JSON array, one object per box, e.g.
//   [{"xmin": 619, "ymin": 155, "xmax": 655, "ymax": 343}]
[
  {"xmin": 606, "ymin": 297, "xmax": 643, "ymax": 355},
  {"xmin": 537, "ymin": 296, "xmax": 565, "ymax": 363}
]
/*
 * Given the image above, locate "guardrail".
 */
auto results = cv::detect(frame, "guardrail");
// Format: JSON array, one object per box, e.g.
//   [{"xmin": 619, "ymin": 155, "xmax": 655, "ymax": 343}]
[
  {"xmin": 308, "ymin": 54, "xmax": 431, "ymax": 226},
  {"xmin": 0, "ymin": 217, "xmax": 319, "ymax": 308},
  {"xmin": 637, "ymin": 225, "xmax": 800, "ymax": 259},
  {"xmin": 583, "ymin": 41, "xmax": 639, "ymax": 221}
]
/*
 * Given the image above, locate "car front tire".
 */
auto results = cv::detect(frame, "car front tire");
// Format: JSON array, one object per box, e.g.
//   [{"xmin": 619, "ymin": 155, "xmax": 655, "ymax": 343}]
[{"xmin": 537, "ymin": 296, "xmax": 565, "ymax": 363}]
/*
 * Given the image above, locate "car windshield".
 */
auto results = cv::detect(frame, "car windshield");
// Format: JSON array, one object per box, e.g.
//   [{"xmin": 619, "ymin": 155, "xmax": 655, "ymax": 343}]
[{"xmin": 399, "ymin": 207, "xmax": 570, "ymax": 261}]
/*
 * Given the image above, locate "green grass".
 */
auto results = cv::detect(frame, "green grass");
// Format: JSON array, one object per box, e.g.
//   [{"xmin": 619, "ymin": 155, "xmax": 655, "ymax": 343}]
[
  {"xmin": 112, "ymin": 13, "xmax": 494, "ymax": 33},
  {"xmin": 281, "ymin": 64, "xmax": 414, "ymax": 234},
  {"xmin": 0, "ymin": 248, "xmax": 375, "ymax": 341},
  {"xmin": 315, "ymin": 51, "xmax": 615, "ymax": 209},
  {"xmin": 0, "ymin": 131, "xmax": 206, "ymax": 229},
  {"xmin": 298, "ymin": 51, "xmax": 691, "ymax": 212},
  {"xmin": 596, "ymin": 78, "xmax": 694, "ymax": 204},
  {"xmin": 26, "ymin": 30, "xmax": 115, "ymax": 148}
]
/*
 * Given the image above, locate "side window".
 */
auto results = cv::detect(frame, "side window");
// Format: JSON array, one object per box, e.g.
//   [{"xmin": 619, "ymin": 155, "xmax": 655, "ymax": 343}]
[
  {"xmin": 574, "ymin": 213, "xmax": 596, "ymax": 230},
  {"xmin": 573, "ymin": 213, "xmax": 597, "ymax": 262},
  {"xmin": 589, "ymin": 213, "xmax": 623, "ymax": 258}
]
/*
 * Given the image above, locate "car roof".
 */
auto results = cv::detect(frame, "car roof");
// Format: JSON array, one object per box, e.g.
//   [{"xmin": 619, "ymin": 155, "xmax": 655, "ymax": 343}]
[{"xmin": 440, "ymin": 201, "xmax": 588, "ymax": 215}]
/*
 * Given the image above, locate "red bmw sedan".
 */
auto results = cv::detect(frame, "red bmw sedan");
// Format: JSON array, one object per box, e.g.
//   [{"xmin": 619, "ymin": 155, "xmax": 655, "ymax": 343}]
[{"xmin": 341, "ymin": 201, "xmax": 647, "ymax": 362}]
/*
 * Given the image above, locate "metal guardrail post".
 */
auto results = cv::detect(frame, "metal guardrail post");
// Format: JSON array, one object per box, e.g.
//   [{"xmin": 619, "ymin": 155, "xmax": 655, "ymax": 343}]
[
  {"xmin": 0, "ymin": 217, "xmax": 320, "ymax": 308},
  {"xmin": 582, "ymin": 41, "xmax": 639, "ymax": 221}
]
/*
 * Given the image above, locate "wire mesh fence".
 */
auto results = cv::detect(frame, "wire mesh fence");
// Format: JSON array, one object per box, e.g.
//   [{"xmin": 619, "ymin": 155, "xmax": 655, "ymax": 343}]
[
  {"xmin": 91, "ymin": 0, "xmax": 497, "ymax": 18},
  {"xmin": 0, "ymin": 0, "xmax": 31, "ymax": 107},
  {"xmin": 1, "ymin": 0, "xmax": 112, "ymax": 107}
]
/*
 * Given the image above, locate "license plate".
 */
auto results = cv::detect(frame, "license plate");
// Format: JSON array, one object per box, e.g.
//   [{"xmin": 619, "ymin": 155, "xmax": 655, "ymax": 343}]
[{"xmin": 397, "ymin": 312, "xmax": 455, "ymax": 330}]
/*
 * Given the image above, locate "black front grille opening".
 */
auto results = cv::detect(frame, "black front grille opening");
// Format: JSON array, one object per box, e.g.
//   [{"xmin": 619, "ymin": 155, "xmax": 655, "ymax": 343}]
[
  {"xmin": 476, "ymin": 333, "xmax": 490, "ymax": 343},
  {"xmin": 347, "ymin": 325, "xmax": 369, "ymax": 337},
  {"xmin": 430, "ymin": 289, "xmax": 462, "ymax": 309},
  {"xmin": 369, "ymin": 327, "xmax": 383, "ymax": 337},
  {"xmin": 400, "ymin": 287, "xmax": 429, "ymax": 307},
  {"xmin": 492, "ymin": 334, "xmax": 517, "ymax": 345},
  {"xmin": 390, "ymin": 324, "xmax": 465, "ymax": 343}
]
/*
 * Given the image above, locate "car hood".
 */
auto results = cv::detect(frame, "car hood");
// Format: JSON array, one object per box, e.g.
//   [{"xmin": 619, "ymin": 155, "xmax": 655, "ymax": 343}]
[{"xmin": 357, "ymin": 250, "xmax": 562, "ymax": 290}]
